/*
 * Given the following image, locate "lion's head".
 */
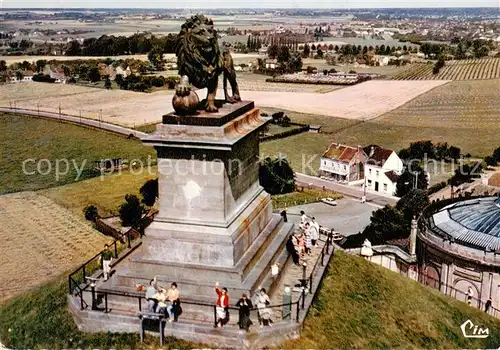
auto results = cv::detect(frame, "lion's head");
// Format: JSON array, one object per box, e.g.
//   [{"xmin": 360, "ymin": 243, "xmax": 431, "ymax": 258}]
[{"xmin": 176, "ymin": 14, "xmax": 223, "ymax": 89}]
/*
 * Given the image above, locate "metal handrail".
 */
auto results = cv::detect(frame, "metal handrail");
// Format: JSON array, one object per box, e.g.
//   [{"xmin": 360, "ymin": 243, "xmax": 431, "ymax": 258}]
[{"xmin": 68, "ymin": 227, "xmax": 142, "ymax": 294}]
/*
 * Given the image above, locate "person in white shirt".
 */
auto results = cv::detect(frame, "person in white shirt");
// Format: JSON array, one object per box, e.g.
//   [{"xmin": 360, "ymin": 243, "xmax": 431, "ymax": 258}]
[{"xmin": 310, "ymin": 217, "xmax": 320, "ymax": 247}]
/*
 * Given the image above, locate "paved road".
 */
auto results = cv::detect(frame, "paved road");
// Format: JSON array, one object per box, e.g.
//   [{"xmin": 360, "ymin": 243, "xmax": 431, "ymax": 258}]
[
  {"xmin": 0, "ymin": 107, "xmax": 147, "ymax": 138},
  {"xmin": 296, "ymin": 172, "xmax": 398, "ymax": 207}
]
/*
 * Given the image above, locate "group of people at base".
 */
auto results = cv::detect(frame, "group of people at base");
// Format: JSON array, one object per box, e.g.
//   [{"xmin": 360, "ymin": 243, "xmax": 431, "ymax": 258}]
[
  {"xmin": 145, "ymin": 278, "xmax": 182, "ymax": 322},
  {"xmin": 286, "ymin": 211, "xmax": 320, "ymax": 265},
  {"xmin": 215, "ymin": 283, "xmax": 273, "ymax": 331}
]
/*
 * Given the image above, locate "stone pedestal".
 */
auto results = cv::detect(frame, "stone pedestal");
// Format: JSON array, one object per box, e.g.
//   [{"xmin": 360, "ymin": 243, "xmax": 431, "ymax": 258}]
[{"xmin": 107, "ymin": 101, "xmax": 294, "ymax": 300}]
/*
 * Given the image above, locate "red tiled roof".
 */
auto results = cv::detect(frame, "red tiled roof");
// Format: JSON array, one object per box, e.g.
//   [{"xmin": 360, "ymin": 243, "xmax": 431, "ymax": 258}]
[{"xmin": 322, "ymin": 143, "xmax": 362, "ymax": 162}]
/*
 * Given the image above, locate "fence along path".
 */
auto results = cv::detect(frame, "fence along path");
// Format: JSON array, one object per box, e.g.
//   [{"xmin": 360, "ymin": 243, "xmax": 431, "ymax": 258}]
[{"xmin": 0, "ymin": 107, "xmax": 147, "ymax": 138}]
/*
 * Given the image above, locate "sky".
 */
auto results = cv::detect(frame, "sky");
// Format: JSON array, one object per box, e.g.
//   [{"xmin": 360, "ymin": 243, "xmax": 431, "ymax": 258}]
[{"xmin": 1, "ymin": 0, "xmax": 498, "ymax": 9}]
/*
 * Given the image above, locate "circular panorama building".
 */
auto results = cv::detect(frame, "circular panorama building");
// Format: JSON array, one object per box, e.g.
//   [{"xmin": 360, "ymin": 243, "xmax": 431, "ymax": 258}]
[{"xmin": 418, "ymin": 196, "xmax": 500, "ymax": 309}]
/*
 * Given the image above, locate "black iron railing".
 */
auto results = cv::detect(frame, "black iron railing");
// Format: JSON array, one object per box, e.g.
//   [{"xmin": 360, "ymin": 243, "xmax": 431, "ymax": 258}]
[{"xmin": 68, "ymin": 227, "xmax": 142, "ymax": 295}]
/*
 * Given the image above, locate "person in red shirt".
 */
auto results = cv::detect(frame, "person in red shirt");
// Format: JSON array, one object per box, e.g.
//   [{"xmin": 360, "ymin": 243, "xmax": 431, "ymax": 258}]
[{"xmin": 215, "ymin": 282, "xmax": 229, "ymax": 328}]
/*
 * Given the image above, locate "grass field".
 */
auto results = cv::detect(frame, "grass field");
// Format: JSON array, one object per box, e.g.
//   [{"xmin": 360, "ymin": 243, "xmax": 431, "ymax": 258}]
[
  {"xmin": 284, "ymin": 252, "xmax": 500, "ymax": 349},
  {"xmin": 0, "ymin": 192, "xmax": 112, "ymax": 302},
  {"xmin": 271, "ymin": 188, "xmax": 342, "ymax": 209},
  {"xmin": 393, "ymin": 57, "xmax": 500, "ymax": 80},
  {"xmin": 0, "ymin": 113, "xmax": 155, "ymax": 194},
  {"xmin": 41, "ymin": 168, "xmax": 157, "ymax": 217}
]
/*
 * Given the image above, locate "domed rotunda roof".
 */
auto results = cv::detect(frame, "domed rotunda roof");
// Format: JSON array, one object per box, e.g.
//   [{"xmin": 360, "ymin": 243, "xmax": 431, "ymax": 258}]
[{"xmin": 429, "ymin": 197, "xmax": 500, "ymax": 250}]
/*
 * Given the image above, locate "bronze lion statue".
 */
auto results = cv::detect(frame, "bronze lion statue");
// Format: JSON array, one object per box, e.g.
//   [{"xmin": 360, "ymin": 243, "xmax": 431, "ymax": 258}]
[{"xmin": 176, "ymin": 14, "xmax": 241, "ymax": 113}]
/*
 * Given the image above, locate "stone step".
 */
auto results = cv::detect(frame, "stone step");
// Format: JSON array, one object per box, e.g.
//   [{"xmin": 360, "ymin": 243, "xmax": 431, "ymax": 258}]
[
  {"xmin": 236, "ymin": 215, "xmax": 283, "ymax": 280},
  {"xmin": 241, "ymin": 221, "xmax": 294, "ymax": 294}
]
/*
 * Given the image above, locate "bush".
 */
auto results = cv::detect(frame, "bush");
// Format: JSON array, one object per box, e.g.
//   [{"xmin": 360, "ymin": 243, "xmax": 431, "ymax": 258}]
[
  {"xmin": 328, "ymin": 68, "xmax": 337, "ymax": 73},
  {"xmin": 323, "ymin": 69, "xmax": 328, "ymax": 75},
  {"xmin": 278, "ymin": 115, "xmax": 291, "ymax": 127},
  {"xmin": 306, "ymin": 66, "xmax": 317, "ymax": 74},
  {"xmin": 119, "ymin": 194, "xmax": 144, "ymax": 227},
  {"xmin": 140, "ymin": 179, "xmax": 158, "ymax": 207},
  {"xmin": 427, "ymin": 181, "xmax": 447, "ymax": 195},
  {"xmin": 83, "ymin": 205, "xmax": 99, "ymax": 221},
  {"xmin": 348, "ymin": 70, "xmax": 356, "ymax": 74},
  {"xmin": 271, "ymin": 111, "xmax": 285, "ymax": 124},
  {"xmin": 32, "ymin": 74, "xmax": 55, "ymax": 83},
  {"xmin": 484, "ymin": 155, "xmax": 498, "ymax": 167}
]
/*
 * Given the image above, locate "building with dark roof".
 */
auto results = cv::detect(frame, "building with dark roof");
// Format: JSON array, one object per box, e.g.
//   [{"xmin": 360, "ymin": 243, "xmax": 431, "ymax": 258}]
[
  {"xmin": 419, "ymin": 196, "xmax": 500, "ymax": 310},
  {"xmin": 319, "ymin": 143, "xmax": 367, "ymax": 183},
  {"xmin": 364, "ymin": 145, "xmax": 403, "ymax": 196}
]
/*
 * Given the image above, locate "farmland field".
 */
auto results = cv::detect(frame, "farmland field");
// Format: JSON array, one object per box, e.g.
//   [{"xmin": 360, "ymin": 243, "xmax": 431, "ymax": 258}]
[
  {"xmin": 262, "ymin": 80, "xmax": 500, "ymax": 174},
  {"xmin": 0, "ymin": 191, "xmax": 111, "ymax": 301},
  {"xmin": 0, "ymin": 113, "xmax": 155, "ymax": 194},
  {"xmin": 0, "ymin": 79, "xmax": 446, "ymax": 127},
  {"xmin": 393, "ymin": 57, "xmax": 500, "ymax": 80}
]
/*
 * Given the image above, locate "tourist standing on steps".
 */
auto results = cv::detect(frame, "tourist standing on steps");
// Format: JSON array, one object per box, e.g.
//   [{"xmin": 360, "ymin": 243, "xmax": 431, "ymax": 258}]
[
  {"xmin": 101, "ymin": 244, "xmax": 113, "ymax": 281},
  {"xmin": 236, "ymin": 293, "xmax": 253, "ymax": 332},
  {"xmin": 145, "ymin": 278, "xmax": 159, "ymax": 312},
  {"xmin": 286, "ymin": 234, "xmax": 300, "ymax": 265},
  {"xmin": 166, "ymin": 282, "xmax": 180, "ymax": 322},
  {"xmin": 310, "ymin": 217, "xmax": 320, "ymax": 247},
  {"xmin": 300, "ymin": 210, "xmax": 308, "ymax": 230},
  {"xmin": 304, "ymin": 222, "xmax": 313, "ymax": 255},
  {"xmin": 256, "ymin": 288, "xmax": 273, "ymax": 327},
  {"xmin": 215, "ymin": 282, "xmax": 229, "ymax": 328},
  {"xmin": 280, "ymin": 207, "xmax": 288, "ymax": 222}
]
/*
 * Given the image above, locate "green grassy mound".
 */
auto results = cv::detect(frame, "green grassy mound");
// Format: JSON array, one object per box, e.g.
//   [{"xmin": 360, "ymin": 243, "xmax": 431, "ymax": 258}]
[
  {"xmin": 0, "ymin": 278, "xmax": 198, "ymax": 349},
  {"xmin": 285, "ymin": 252, "xmax": 500, "ymax": 349}
]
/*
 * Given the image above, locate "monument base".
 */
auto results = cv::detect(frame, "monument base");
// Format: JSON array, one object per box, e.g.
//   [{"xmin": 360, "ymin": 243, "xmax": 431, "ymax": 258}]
[{"xmin": 97, "ymin": 101, "xmax": 294, "ymax": 302}]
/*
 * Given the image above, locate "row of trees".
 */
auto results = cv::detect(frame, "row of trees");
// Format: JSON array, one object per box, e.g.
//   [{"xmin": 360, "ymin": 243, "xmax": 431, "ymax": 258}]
[
  {"xmin": 65, "ymin": 33, "xmax": 178, "ymax": 57},
  {"xmin": 114, "ymin": 74, "xmax": 179, "ymax": 92},
  {"xmin": 484, "ymin": 147, "xmax": 500, "ymax": 167},
  {"xmin": 398, "ymin": 140, "xmax": 461, "ymax": 162}
]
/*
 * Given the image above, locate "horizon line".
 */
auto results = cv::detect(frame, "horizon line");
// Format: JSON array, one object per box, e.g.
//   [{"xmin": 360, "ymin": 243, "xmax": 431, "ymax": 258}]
[{"xmin": 1, "ymin": 6, "xmax": 498, "ymax": 10}]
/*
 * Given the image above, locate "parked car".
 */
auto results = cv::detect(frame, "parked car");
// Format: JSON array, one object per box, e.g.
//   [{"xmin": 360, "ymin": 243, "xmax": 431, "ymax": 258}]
[{"xmin": 321, "ymin": 197, "xmax": 338, "ymax": 206}]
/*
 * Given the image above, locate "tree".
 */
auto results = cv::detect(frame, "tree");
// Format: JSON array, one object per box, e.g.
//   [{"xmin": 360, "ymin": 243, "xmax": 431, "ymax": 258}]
[
  {"xmin": 119, "ymin": 194, "xmax": 144, "ymax": 227},
  {"xmin": 0, "ymin": 60, "xmax": 6, "ymax": 72},
  {"xmin": 484, "ymin": 156, "xmax": 497, "ymax": 167},
  {"xmin": 449, "ymin": 162, "xmax": 483, "ymax": 187},
  {"xmin": 35, "ymin": 60, "xmax": 47, "ymax": 73},
  {"xmin": 493, "ymin": 146, "xmax": 500, "ymax": 162},
  {"xmin": 140, "ymin": 179, "xmax": 158, "ymax": 207},
  {"xmin": 84, "ymin": 205, "xmax": 99, "ymax": 221},
  {"xmin": 448, "ymin": 146, "xmax": 461, "ymax": 161},
  {"xmin": 328, "ymin": 44, "xmax": 334, "ymax": 51},
  {"xmin": 259, "ymin": 157, "xmax": 295, "ymax": 195},
  {"xmin": 396, "ymin": 189, "xmax": 429, "ymax": 223},
  {"xmin": 316, "ymin": 48, "xmax": 324, "ymax": 58},
  {"xmin": 148, "ymin": 46, "xmax": 165, "ymax": 71},
  {"xmin": 267, "ymin": 44, "xmax": 279, "ymax": 59},
  {"xmin": 87, "ymin": 67, "xmax": 101, "ymax": 82},
  {"xmin": 15, "ymin": 70, "xmax": 24, "ymax": 81},
  {"xmin": 396, "ymin": 162, "xmax": 429, "ymax": 197},
  {"xmin": 362, "ymin": 205, "xmax": 407, "ymax": 243},
  {"xmin": 277, "ymin": 45, "xmax": 291, "ymax": 64},
  {"xmin": 65, "ymin": 40, "xmax": 81, "ymax": 56},
  {"xmin": 303, "ymin": 44, "xmax": 311, "ymax": 58},
  {"xmin": 115, "ymin": 74, "xmax": 124, "ymax": 87},
  {"xmin": 104, "ymin": 77, "xmax": 112, "ymax": 89}
]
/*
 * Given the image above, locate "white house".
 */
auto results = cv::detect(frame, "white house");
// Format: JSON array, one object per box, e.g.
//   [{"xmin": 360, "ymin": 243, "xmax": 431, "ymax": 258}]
[
  {"xmin": 364, "ymin": 145, "xmax": 403, "ymax": 196},
  {"xmin": 319, "ymin": 143, "xmax": 368, "ymax": 183},
  {"xmin": 116, "ymin": 66, "xmax": 132, "ymax": 78}
]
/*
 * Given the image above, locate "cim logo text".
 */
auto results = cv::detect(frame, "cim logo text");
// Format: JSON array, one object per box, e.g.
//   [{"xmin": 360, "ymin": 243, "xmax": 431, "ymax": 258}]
[{"xmin": 460, "ymin": 319, "xmax": 489, "ymax": 339}]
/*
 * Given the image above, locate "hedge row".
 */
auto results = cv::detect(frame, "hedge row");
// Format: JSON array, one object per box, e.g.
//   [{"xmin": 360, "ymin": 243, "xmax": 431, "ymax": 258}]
[
  {"xmin": 427, "ymin": 181, "xmax": 447, "ymax": 196},
  {"xmin": 261, "ymin": 125, "xmax": 310, "ymax": 142}
]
